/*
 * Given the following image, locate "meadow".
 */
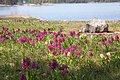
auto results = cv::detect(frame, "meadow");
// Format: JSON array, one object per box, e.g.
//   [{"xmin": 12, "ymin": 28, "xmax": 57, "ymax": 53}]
[{"xmin": 0, "ymin": 17, "xmax": 120, "ymax": 80}]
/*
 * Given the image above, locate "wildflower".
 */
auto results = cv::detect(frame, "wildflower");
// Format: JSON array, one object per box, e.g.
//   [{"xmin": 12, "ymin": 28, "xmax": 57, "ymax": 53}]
[
  {"xmin": 19, "ymin": 35, "xmax": 27, "ymax": 43},
  {"xmin": 48, "ymin": 60, "xmax": 59, "ymax": 70},
  {"xmin": 78, "ymin": 43, "xmax": 80, "ymax": 46},
  {"xmin": 2, "ymin": 26, "xmax": 8, "ymax": 32},
  {"xmin": 48, "ymin": 31, "xmax": 52, "ymax": 34},
  {"xmin": 38, "ymin": 32, "xmax": 43, "ymax": 40},
  {"xmin": 43, "ymin": 29, "xmax": 47, "ymax": 34},
  {"xmin": 77, "ymin": 54, "xmax": 81, "ymax": 60},
  {"xmin": 7, "ymin": 32, "xmax": 11, "ymax": 35},
  {"xmin": 16, "ymin": 28, "xmax": 20, "ymax": 32},
  {"xmin": 20, "ymin": 72, "xmax": 26, "ymax": 80},
  {"xmin": 57, "ymin": 31, "xmax": 61, "ymax": 35},
  {"xmin": 110, "ymin": 36, "xmax": 114, "ymax": 41},
  {"xmin": 67, "ymin": 52, "xmax": 71, "ymax": 57},
  {"xmin": 61, "ymin": 48, "xmax": 65, "ymax": 53},
  {"xmin": 1, "ymin": 35, "xmax": 6, "ymax": 41},
  {"xmin": 64, "ymin": 34, "xmax": 67, "ymax": 37},
  {"xmin": 108, "ymin": 39, "xmax": 112, "ymax": 44},
  {"xmin": 47, "ymin": 44, "xmax": 54, "ymax": 51},
  {"xmin": 17, "ymin": 19, "xmax": 22, "ymax": 22},
  {"xmin": 102, "ymin": 37, "xmax": 107, "ymax": 42},
  {"xmin": 84, "ymin": 39, "xmax": 87, "ymax": 44},
  {"xmin": 58, "ymin": 38, "xmax": 62, "ymax": 43},
  {"xmin": 80, "ymin": 50, "xmax": 84, "ymax": 55},
  {"xmin": 31, "ymin": 61, "xmax": 39, "ymax": 69},
  {"xmin": 61, "ymin": 69, "xmax": 69, "ymax": 76},
  {"xmin": 30, "ymin": 30, "xmax": 35, "ymax": 33},
  {"xmin": 69, "ymin": 31, "xmax": 75, "ymax": 36},
  {"xmin": 9, "ymin": 35, "xmax": 13, "ymax": 40},
  {"xmin": 97, "ymin": 34, "xmax": 101, "ymax": 36},
  {"xmin": 22, "ymin": 30, "xmax": 26, "ymax": 34},
  {"xmin": 77, "ymin": 32, "xmax": 80, "ymax": 37},
  {"xmin": 102, "ymin": 41, "xmax": 106, "ymax": 45},
  {"xmin": 60, "ymin": 34, "xmax": 63, "ymax": 37},
  {"xmin": 75, "ymin": 49, "xmax": 79, "ymax": 55},
  {"xmin": 34, "ymin": 37, "xmax": 38, "ymax": 42},
  {"xmin": 61, "ymin": 37, "xmax": 65, "ymax": 42},
  {"xmin": 100, "ymin": 54, "xmax": 105, "ymax": 59},
  {"xmin": 56, "ymin": 44, "xmax": 61, "ymax": 49},
  {"xmin": 30, "ymin": 41, "xmax": 35, "ymax": 46},
  {"xmin": 105, "ymin": 55, "xmax": 109, "ymax": 60},
  {"xmin": 25, "ymin": 29, "xmax": 28, "ymax": 33},
  {"xmin": 64, "ymin": 49, "xmax": 69, "ymax": 56},
  {"xmin": 115, "ymin": 35, "xmax": 119, "ymax": 40},
  {"xmin": 53, "ymin": 33, "xmax": 58, "ymax": 39},
  {"xmin": 16, "ymin": 39, "xmax": 19, "ymax": 42},
  {"xmin": 50, "ymin": 40, "xmax": 53, "ymax": 45},
  {"xmin": 71, "ymin": 45, "xmax": 76, "ymax": 50},
  {"xmin": 52, "ymin": 50, "xmax": 56, "ymax": 55},
  {"xmin": 79, "ymin": 34, "xmax": 87, "ymax": 38},
  {"xmin": 88, "ymin": 51, "xmax": 93, "ymax": 57},
  {"xmin": 45, "ymin": 41, "xmax": 48, "ymax": 45},
  {"xmin": 106, "ymin": 52, "xmax": 111, "ymax": 56},
  {"xmin": 59, "ymin": 64, "xmax": 69, "ymax": 76},
  {"xmin": 21, "ymin": 57, "xmax": 31, "ymax": 70},
  {"xmin": 59, "ymin": 64, "xmax": 68, "ymax": 71}
]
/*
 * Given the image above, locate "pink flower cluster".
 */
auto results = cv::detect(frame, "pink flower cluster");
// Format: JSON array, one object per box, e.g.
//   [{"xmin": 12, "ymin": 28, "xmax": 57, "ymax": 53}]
[
  {"xmin": 20, "ymin": 57, "xmax": 40, "ymax": 80},
  {"xmin": 21, "ymin": 57, "xmax": 39, "ymax": 70},
  {"xmin": 46, "ymin": 30, "xmax": 86, "ymax": 60},
  {"xmin": 48, "ymin": 59, "xmax": 69, "ymax": 76},
  {"xmin": 102, "ymin": 35, "xmax": 119, "ymax": 45},
  {"xmin": 0, "ymin": 26, "xmax": 14, "ymax": 42}
]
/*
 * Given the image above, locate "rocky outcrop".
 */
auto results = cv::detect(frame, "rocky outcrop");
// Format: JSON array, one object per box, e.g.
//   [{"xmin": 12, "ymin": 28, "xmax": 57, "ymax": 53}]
[{"xmin": 79, "ymin": 18, "xmax": 109, "ymax": 33}]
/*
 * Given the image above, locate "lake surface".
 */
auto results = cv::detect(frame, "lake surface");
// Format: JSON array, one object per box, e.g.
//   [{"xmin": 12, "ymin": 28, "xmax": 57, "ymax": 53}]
[{"xmin": 0, "ymin": 3, "xmax": 120, "ymax": 21}]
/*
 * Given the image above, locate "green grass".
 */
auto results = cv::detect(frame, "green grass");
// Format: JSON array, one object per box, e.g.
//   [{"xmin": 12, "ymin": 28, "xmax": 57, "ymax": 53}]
[{"xmin": 1, "ymin": 17, "xmax": 120, "ymax": 33}]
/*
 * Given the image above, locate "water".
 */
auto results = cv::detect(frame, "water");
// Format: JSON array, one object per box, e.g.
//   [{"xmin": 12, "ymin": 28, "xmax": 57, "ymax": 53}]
[{"xmin": 0, "ymin": 3, "xmax": 120, "ymax": 21}]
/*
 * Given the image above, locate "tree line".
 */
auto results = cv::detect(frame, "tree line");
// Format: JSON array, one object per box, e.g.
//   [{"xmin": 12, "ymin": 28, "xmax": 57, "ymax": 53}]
[
  {"xmin": 0, "ymin": 0, "xmax": 120, "ymax": 5},
  {"xmin": 0, "ymin": 0, "xmax": 18, "ymax": 5}
]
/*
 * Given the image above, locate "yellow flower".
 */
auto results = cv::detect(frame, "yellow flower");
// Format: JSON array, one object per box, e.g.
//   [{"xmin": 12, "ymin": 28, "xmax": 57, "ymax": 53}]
[{"xmin": 90, "ymin": 35, "xmax": 93, "ymax": 39}]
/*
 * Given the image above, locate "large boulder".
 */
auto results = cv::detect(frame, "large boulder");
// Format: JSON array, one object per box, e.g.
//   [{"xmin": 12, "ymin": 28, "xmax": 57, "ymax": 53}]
[{"xmin": 79, "ymin": 18, "xmax": 109, "ymax": 33}]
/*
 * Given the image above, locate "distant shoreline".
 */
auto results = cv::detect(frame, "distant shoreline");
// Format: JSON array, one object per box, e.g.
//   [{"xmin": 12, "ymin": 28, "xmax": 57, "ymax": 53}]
[
  {"xmin": 0, "ymin": 2, "xmax": 119, "ymax": 7},
  {"xmin": 0, "ymin": 14, "xmax": 31, "ymax": 18},
  {"xmin": 0, "ymin": 3, "xmax": 54, "ymax": 7},
  {"xmin": 0, "ymin": 16, "xmax": 120, "ymax": 22}
]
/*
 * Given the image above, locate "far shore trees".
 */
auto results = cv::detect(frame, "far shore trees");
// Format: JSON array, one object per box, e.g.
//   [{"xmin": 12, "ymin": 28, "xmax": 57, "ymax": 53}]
[{"xmin": 0, "ymin": 0, "xmax": 120, "ymax": 5}]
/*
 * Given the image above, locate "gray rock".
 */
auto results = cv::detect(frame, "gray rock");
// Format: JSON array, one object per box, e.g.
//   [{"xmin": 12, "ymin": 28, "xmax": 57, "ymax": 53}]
[{"xmin": 79, "ymin": 18, "xmax": 109, "ymax": 33}]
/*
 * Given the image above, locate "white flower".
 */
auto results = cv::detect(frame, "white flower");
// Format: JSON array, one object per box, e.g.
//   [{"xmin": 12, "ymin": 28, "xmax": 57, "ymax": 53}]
[
  {"xmin": 45, "ymin": 41, "xmax": 48, "ymax": 44},
  {"xmin": 9, "ymin": 63, "xmax": 15, "ymax": 67},
  {"xmin": 67, "ymin": 52, "xmax": 71, "ymax": 57},
  {"xmin": 106, "ymin": 52, "xmax": 111, "ymax": 56},
  {"xmin": 100, "ymin": 54, "xmax": 105, "ymax": 58},
  {"xmin": 79, "ymin": 34, "xmax": 87, "ymax": 38}
]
